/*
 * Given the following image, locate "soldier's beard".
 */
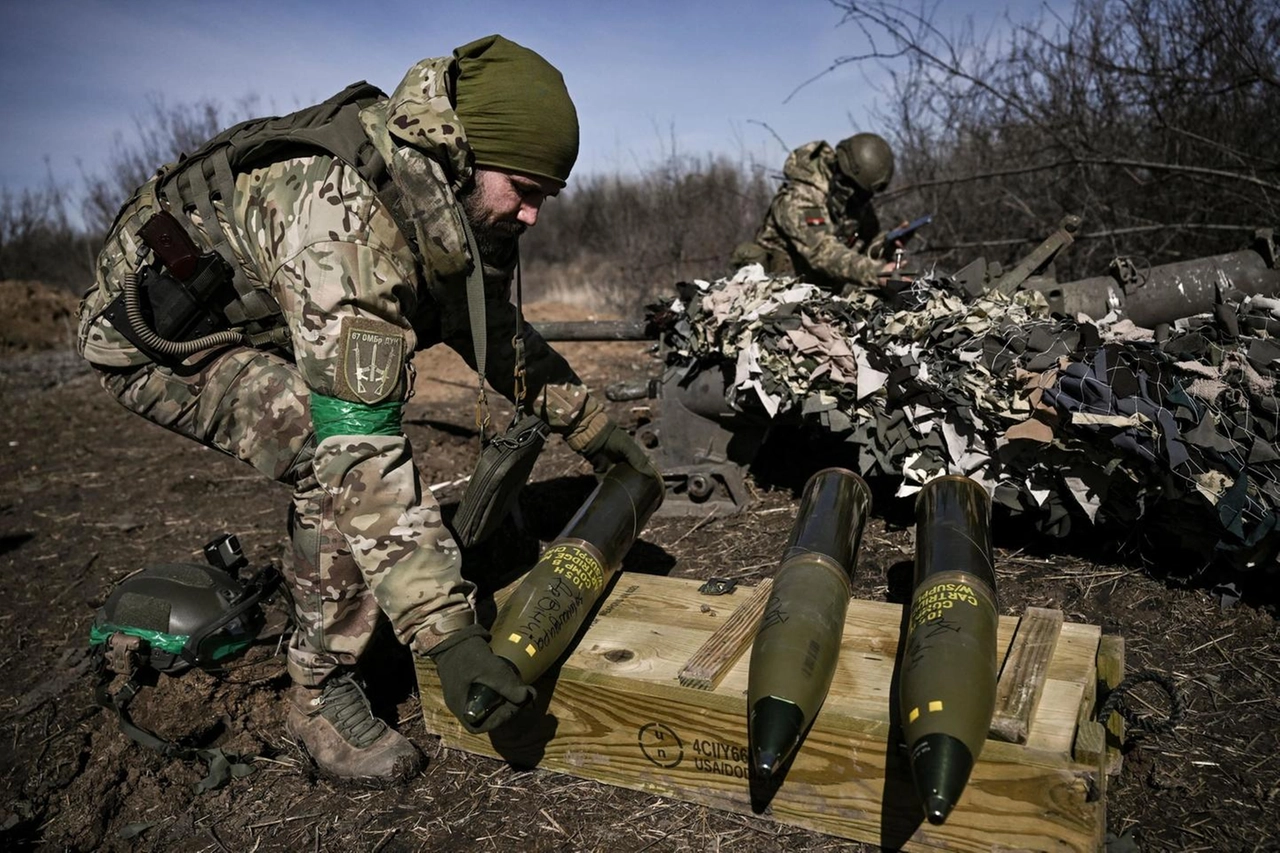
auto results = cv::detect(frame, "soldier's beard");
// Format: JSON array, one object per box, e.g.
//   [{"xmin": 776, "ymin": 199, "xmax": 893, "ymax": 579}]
[{"xmin": 458, "ymin": 184, "xmax": 525, "ymax": 266}]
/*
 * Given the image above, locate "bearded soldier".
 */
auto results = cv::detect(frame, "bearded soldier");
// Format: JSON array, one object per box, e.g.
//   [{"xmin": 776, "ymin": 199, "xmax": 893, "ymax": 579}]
[
  {"xmin": 76, "ymin": 35, "xmax": 659, "ymax": 783},
  {"xmin": 733, "ymin": 133, "xmax": 899, "ymax": 295}
]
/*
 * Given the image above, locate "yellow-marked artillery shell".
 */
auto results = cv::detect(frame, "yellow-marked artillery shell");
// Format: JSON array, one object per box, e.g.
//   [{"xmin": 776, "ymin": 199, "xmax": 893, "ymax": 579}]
[
  {"xmin": 901, "ymin": 570, "xmax": 998, "ymax": 753},
  {"xmin": 489, "ymin": 538, "xmax": 608, "ymax": 683},
  {"xmin": 463, "ymin": 462, "xmax": 664, "ymax": 726},
  {"xmin": 899, "ymin": 475, "xmax": 999, "ymax": 825}
]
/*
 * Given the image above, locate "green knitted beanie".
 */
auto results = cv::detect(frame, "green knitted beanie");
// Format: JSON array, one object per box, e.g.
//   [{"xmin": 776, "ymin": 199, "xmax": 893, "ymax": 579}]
[{"xmin": 453, "ymin": 34, "xmax": 580, "ymax": 187}]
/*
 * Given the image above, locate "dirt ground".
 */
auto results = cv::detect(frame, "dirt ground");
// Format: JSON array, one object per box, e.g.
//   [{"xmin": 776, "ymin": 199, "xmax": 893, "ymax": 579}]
[{"xmin": 1, "ymin": 281, "xmax": 1277, "ymax": 852}]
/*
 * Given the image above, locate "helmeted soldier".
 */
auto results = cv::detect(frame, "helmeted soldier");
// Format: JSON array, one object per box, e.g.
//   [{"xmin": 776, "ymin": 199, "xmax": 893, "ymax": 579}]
[
  {"xmin": 733, "ymin": 132, "xmax": 898, "ymax": 294},
  {"xmin": 76, "ymin": 34, "xmax": 659, "ymax": 783}
]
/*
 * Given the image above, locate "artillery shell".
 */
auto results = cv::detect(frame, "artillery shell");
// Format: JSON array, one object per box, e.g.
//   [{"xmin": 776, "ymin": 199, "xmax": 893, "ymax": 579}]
[
  {"xmin": 463, "ymin": 462, "xmax": 664, "ymax": 726},
  {"xmin": 747, "ymin": 468, "xmax": 871, "ymax": 778},
  {"xmin": 900, "ymin": 475, "xmax": 999, "ymax": 825}
]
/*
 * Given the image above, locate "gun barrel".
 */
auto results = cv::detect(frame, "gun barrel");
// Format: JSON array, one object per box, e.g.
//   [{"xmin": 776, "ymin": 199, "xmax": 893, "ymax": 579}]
[
  {"xmin": 899, "ymin": 475, "xmax": 999, "ymax": 825},
  {"xmin": 1024, "ymin": 249, "xmax": 1280, "ymax": 326},
  {"xmin": 747, "ymin": 468, "xmax": 871, "ymax": 778},
  {"xmin": 463, "ymin": 462, "xmax": 664, "ymax": 726},
  {"xmin": 530, "ymin": 320, "xmax": 653, "ymax": 341}
]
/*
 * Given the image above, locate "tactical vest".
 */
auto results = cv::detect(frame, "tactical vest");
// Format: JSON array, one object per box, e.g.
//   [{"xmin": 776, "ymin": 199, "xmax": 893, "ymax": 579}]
[{"xmin": 145, "ymin": 81, "xmax": 415, "ymax": 329}]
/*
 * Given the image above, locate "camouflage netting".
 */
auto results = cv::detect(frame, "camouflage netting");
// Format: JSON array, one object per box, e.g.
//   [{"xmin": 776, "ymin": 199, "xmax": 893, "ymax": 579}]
[{"xmin": 654, "ymin": 265, "xmax": 1280, "ymax": 574}]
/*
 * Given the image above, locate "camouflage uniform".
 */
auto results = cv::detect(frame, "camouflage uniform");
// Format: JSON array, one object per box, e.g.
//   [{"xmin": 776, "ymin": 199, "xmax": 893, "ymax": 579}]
[
  {"xmin": 747, "ymin": 141, "xmax": 885, "ymax": 295},
  {"xmin": 77, "ymin": 56, "xmax": 607, "ymax": 687}
]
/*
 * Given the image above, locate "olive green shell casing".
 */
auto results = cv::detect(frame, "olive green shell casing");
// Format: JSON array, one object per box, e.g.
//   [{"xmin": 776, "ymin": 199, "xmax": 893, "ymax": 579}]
[
  {"xmin": 900, "ymin": 475, "xmax": 999, "ymax": 825},
  {"xmin": 491, "ymin": 460, "xmax": 662, "ymax": 678},
  {"xmin": 464, "ymin": 462, "xmax": 663, "ymax": 724},
  {"xmin": 747, "ymin": 468, "xmax": 872, "ymax": 777},
  {"xmin": 490, "ymin": 536, "xmax": 608, "ymax": 682}
]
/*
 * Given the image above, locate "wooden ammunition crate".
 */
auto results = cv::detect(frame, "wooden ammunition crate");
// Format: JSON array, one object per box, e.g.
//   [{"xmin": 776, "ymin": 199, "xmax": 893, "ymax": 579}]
[{"xmin": 415, "ymin": 575, "xmax": 1123, "ymax": 852}]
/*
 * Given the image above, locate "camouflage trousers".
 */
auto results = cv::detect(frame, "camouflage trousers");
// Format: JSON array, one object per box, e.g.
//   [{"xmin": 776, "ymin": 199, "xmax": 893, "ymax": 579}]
[{"xmin": 93, "ymin": 346, "xmax": 409, "ymax": 687}]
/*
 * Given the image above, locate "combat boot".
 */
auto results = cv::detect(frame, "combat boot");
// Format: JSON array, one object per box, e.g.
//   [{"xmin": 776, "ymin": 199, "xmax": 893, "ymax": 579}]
[{"xmin": 286, "ymin": 673, "xmax": 423, "ymax": 783}]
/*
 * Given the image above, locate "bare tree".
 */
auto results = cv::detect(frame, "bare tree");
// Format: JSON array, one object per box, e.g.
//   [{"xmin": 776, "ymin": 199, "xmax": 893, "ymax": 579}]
[
  {"xmin": 522, "ymin": 154, "xmax": 773, "ymax": 312},
  {"xmin": 80, "ymin": 93, "xmax": 258, "ymax": 234},
  {"xmin": 0, "ymin": 162, "xmax": 96, "ymax": 291},
  {"xmin": 0, "ymin": 93, "xmax": 257, "ymax": 290},
  {"xmin": 822, "ymin": 0, "xmax": 1280, "ymax": 277}
]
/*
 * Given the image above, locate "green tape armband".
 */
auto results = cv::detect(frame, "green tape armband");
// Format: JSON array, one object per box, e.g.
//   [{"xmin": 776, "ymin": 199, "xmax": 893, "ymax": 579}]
[{"xmin": 310, "ymin": 394, "xmax": 403, "ymax": 443}]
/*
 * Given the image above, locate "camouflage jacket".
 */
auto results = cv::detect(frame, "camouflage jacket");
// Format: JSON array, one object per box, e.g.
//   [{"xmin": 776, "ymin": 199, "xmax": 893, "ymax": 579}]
[
  {"xmin": 754, "ymin": 141, "xmax": 884, "ymax": 294},
  {"xmin": 78, "ymin": 56, "xmax": 597, "ymax": 650}
]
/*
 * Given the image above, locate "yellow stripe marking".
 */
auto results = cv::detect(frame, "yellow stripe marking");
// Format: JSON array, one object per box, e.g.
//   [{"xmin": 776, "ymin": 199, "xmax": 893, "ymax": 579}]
[
  {"xmin": 908, "ymin": 707, "xmax": 920, "ymax": 723},
  {"xmin": 508, "ymin": 633, "xmax": 522, "ymax": 644},
  {"xmin": 928, "ymin": 700, "xmax": 944, "ymax": 712},
  {"xmin": 525, "ymin": 644, "xmax": 537, "ymax": 657}
]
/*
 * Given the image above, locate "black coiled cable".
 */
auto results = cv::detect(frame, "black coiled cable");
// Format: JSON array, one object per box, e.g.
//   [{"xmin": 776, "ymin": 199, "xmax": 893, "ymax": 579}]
[{"xmin": 122, "ymin": 271, "xmax": 245, "ymax": 358}]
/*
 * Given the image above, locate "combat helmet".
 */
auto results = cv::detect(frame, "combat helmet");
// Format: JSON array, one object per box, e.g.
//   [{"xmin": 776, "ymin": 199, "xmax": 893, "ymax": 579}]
[
  {"xmin": 835, "ymin": 133, "xmax": 895, "ymax": 194},
  {"xmin": 89, "ymin": 534, "xmax": 282, "ymax": 787},
  {"xmin": 91, "ymin": 534, "xmax": 276, "ymax": 675}
]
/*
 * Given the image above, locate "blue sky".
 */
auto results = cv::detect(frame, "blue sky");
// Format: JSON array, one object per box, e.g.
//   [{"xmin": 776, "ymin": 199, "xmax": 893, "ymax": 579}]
[{"xmin": 0, "ymin": 0, "xmax": 1049, "ymax": 206}]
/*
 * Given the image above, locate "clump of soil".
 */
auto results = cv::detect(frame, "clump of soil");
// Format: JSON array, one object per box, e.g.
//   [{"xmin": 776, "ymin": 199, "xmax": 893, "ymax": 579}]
[{"xmin": 0, "ymin": 279, "xmax": 81, "ymax": 352}]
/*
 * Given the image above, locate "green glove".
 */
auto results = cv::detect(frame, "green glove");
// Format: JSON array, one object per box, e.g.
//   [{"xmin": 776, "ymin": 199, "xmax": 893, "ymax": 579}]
[
  {"xmin": 582, "ymin": 420, "xmax": 663, "ymax": 487},
  {"xmin": 427, "ymin": 624, "xmax": 534, "ymax": 734}
]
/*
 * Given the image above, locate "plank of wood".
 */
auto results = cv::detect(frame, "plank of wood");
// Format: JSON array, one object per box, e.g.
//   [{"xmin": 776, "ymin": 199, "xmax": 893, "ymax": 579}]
[
  {"xmin": 990, "ymin": 607, "xmax": 1065, "ymax": 744},
  {"xmin": 1023, "ymin": 622, "xmax": 1102, "ymax": 756},
  {"xmin": 1096, "ymin": 635, "xmax": 1126, "ymax": 776},
  {"xmin": 1071, "ymin": 639, "xmax": 1103, "ymax": 773},
  {"xmin": 677, "ymin": 579, "xmax": 772, "ymax": 689}
]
